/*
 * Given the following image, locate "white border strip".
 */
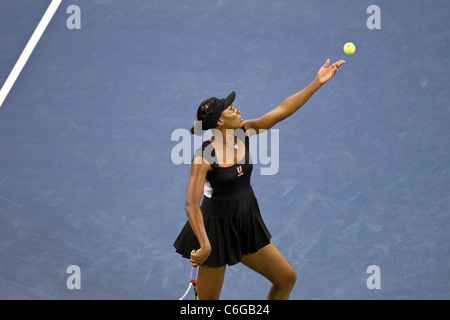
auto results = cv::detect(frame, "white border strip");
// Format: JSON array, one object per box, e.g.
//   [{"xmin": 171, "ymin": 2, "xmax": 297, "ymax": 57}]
[{"xmin": 0, "ymin": 0, "xmax": 62, "ymax": 109}]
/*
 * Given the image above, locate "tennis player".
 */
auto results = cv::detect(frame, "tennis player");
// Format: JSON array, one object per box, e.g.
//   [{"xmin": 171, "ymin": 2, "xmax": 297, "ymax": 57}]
[{"xmin": 174, "ymin": 59, "xmax": 345, "ymax": 300}]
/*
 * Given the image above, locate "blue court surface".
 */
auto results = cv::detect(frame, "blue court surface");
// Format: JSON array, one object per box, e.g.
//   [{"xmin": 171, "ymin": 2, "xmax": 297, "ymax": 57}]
[{"xmin": 0, "ymin": 0, "xmax": 449, "ymax": 300}]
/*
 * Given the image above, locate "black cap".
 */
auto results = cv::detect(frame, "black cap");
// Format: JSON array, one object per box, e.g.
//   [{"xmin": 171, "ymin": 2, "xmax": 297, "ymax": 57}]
[{"xmin": 206, "ymin": 91, "xmax": 236, "ymax": 129}]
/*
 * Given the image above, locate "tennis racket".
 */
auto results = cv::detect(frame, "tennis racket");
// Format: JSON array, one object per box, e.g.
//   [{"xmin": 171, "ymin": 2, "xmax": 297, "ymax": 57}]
[{"xmin": 179, "ymin": 255, "xmax": 199, "ymax": 300}]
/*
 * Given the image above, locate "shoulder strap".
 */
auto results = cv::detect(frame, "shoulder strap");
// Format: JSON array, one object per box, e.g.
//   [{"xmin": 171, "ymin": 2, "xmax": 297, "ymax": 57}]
[{"xmin": 192, "ymin": 140, "xmax": 218, "ymax": 168}]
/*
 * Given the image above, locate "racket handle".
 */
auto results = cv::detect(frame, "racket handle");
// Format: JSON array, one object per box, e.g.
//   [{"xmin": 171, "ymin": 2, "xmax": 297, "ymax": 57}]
[
  {"xmin": 190, "ymin": 265, "xmax": 199, "ymax": 283},
  {"xmin": 190, "ymin": 250, "xmax": 199, "ymax": 283}
]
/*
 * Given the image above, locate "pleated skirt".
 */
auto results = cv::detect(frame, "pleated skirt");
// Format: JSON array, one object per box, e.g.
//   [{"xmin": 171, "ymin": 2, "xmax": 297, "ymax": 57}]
[{"xmin": 173, "ymin": 188, "xmax": 272, "ymax": 268}]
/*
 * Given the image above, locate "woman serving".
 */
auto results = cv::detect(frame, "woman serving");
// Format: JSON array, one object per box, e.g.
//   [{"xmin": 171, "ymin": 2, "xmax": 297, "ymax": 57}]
[{"xmin": 174, "ymin": 59, "xmax": 345, "ymax": 300}]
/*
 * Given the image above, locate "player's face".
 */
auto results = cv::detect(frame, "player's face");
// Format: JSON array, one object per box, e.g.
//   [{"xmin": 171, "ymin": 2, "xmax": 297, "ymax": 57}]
[{"xmin": 220, "ymin": 104, "xmax": 243, "ymax": 129}]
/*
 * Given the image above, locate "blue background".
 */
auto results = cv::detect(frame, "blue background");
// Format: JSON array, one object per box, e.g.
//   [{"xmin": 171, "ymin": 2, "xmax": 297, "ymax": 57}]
[{"xmin": 0, "ymin": 0, "xmax": 449, "ymax": 299}]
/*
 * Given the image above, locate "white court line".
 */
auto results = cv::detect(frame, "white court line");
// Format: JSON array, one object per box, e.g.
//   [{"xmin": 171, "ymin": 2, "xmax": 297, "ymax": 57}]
[{"xmin": 0, "ymin": 0, "xmax": 62, "ymax": 109}]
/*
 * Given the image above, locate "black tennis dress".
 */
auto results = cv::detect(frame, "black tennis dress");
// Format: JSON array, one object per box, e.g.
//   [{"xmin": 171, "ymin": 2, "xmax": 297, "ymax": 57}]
[{"xmin": 173, "ymin": 127, "xmax": 272, "ymax": 267}]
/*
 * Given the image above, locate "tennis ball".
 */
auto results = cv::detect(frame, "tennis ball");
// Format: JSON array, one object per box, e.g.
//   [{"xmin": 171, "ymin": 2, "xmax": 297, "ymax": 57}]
[{"xmin": 343, "ymin": 42, "xmax": 356, "ymax": 55}]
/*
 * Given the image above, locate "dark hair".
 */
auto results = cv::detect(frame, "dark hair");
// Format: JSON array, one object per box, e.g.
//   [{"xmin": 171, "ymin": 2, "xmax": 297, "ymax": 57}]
[{"xmin": 190, "ymin": 97, "xmax": 216, "ymax": 135}]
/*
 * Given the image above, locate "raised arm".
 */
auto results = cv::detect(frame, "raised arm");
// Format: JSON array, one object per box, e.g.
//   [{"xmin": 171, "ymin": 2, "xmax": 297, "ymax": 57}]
[
  {"xmin": 184, "ymin": 157, "xmax": 212, "ymax": 266},
  {"xmin": 244, "ymin": 59, "xmax": 345, "ymax": 134}
]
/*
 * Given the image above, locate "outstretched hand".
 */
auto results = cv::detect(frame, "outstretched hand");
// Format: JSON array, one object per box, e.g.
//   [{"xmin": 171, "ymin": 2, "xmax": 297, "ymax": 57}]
[{"xmin": 316, "ymin": 59, "xmax": 346, "ymax": 85}]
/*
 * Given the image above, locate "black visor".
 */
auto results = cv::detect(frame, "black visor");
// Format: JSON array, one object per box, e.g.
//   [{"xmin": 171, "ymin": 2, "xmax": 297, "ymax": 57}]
[{"xmin": 206, "ymin": 91, "xmax": 236, "ymax": 129}]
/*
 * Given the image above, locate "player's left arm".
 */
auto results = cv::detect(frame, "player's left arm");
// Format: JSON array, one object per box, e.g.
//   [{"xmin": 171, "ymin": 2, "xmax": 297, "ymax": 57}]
[{"xmin": 244, "ymin": 59, "xmax": 345, "ymax": 136}]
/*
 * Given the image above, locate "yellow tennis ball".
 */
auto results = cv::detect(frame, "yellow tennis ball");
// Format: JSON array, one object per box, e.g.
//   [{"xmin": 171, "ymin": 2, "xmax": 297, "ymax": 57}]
[{"xmin": 344, "ymin": 42, "xmax": 356, "ymax": 55}]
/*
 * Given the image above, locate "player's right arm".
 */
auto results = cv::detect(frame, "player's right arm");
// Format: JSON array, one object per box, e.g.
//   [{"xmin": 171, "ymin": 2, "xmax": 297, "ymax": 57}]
[{"xmin": 185, "ymin": 156, "xmax": 212, "ymax": 266}]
